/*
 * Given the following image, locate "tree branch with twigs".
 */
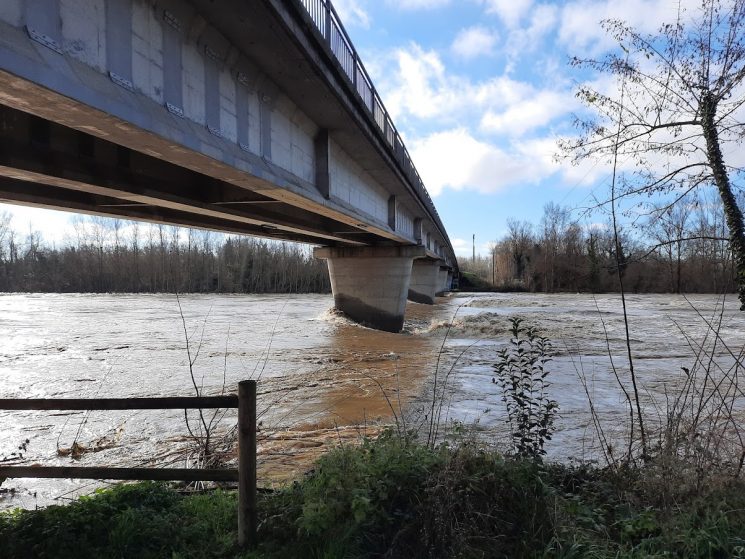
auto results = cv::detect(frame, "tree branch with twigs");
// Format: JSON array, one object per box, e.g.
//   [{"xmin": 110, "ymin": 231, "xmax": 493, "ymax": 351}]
[{"xmin": 559, "ymin": 0, "xmax": 745, "ymax": 307}]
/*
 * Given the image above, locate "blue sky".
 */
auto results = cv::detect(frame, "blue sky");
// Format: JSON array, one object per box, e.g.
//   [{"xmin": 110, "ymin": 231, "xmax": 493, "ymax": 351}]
[
  {"xmin": 330, "ymin": 0, "xmax": 713, "ymax": 256},
  {"xmin": 0, "ymin": 0, "xmax": 710, "ymax": 256}
]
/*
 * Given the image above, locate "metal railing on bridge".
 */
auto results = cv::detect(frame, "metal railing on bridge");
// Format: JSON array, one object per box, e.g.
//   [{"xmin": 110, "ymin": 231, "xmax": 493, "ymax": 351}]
[{"xmin": 297, "ymin": 0, "xmax": 453, "ymax": 260}]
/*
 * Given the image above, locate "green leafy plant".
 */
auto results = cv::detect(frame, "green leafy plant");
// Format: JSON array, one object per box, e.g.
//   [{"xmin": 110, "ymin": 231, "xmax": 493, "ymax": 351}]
[{"xmin": 492, "ymin": 317, "xmax": 558, "ymax": 459}]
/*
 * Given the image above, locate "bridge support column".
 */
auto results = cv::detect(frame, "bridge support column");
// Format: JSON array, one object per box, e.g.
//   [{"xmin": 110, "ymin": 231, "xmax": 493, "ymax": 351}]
[
  {"xmin": 408, "ymin": 259, "xmax": 442, "ymax": 304},
  {"xmin": 314, "ymin": 245, "xmax": 425, "ymax": 332},
  {"xmin": 436, "ymin": 267, "xmax": 450, "ymax": 296}
]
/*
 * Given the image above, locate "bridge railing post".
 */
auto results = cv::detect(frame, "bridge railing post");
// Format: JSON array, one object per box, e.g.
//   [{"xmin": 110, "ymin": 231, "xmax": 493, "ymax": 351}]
[
  {"xmin": 324, "ymin": 0, "xmax": 332, "ymax": 46},
  {"xmin": 352, "ymin": 52, "xmax": 358, "ymax": 90}
]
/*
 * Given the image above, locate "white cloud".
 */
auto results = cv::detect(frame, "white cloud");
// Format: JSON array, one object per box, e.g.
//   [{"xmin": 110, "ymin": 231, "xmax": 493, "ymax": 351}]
[
  {"xmin": 409, "ymin": 128, "xmax": 560, "ymax": 196},
  {"xmin": 519, "ymin": 136, "xmax": 609, "ymax": 187},
  {"xmin": 374, "ymin": 43, "xmax": 576, "ymax": 140},
  {"xmin": 450, "ymin": 237, "xmax": 483, "ymax": 257},
  {"xmin": 502, "ymin": 3, "xmax": 559, "ymax": 69},
  {"xmin": 377, "ymin": 44, "xmax": 538, "ymax": 123},
  {"xmin": 363, "ymin": 33, "xmax": 630, "ymax": 200},
  {"xmin": 387, "ymin": 0, "xmax": 450, "ymax": 9},
  {"xmin": 451, "ymin": 26, "xmax": 499, "ymax": 59},
  {"xmin": 480, "ymin": 89, "xmax": 576, "ymax": 136},
  {"xmin": 406, "ymin": 127, "xmax": 626, "ymax": 199},
  {"xmin": 527, "ymin": 3, "xmax": 559, "ymax": 37},
  {"xmin": 477, "ymin": 0, "xmax": 534, "ymax": 27},
  {"xmin": 558, "ymin": 0, "xmax": 700, "ymax": 53},
  {"xmin": 332, "ymin": 0, "xmax": 371, "ymax": 28},
  {"xmin": 451, "ymin": 237, "xmax": 469, "ymax": 250}
]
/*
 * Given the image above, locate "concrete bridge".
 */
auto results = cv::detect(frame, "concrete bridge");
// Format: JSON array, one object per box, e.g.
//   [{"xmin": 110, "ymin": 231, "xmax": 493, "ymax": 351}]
[{"xmin": 0, "ymin": 0, "xmax": 457, "ymax": 331}]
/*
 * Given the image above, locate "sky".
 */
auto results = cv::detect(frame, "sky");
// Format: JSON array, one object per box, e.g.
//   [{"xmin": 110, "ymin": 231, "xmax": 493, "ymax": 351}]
[{"xmin": 0, "ymin": 0, "xmax": 717, "ymax": 256}]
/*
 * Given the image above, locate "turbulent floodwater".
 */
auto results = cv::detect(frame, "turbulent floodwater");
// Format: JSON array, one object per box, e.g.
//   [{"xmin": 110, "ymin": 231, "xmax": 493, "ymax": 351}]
[{"xmin": 1, "ymin": 292, "xmax": 744, "ymax": 509}]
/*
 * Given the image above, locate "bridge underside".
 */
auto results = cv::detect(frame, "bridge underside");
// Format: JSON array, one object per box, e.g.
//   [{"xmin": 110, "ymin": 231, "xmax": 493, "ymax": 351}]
[{"xmin": 0, "ymin": 104, "xmax": 382, "ymax": 246}]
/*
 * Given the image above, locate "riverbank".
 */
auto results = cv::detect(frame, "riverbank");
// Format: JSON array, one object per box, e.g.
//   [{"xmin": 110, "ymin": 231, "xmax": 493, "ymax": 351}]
[{"xmin": 3, "ymin": 433, "xmax": 745, "ymax": 558}]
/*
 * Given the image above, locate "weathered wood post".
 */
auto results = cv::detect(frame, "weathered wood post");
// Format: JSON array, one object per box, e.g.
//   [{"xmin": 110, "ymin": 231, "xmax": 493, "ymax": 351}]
[{"xmin": 238, "ymin": 380, "xmax": 257, "ymax": 548}]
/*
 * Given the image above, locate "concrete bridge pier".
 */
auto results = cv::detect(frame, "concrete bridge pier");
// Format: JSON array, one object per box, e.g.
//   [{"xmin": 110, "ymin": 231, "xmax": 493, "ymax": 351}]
[
  {"xmin": 314, "ymin": 245, "xmax": 426, "ymax": 332},
  {"xmin": 436, "ymin": 266, "xmax": 451, "ymax": 296},
  {"xmin": 408, "ymin": 259, "xmax": 444, "ymax": 305}
]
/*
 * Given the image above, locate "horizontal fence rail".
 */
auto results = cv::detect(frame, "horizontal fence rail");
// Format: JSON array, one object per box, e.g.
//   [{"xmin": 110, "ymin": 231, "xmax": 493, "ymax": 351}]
[
  {"xmin": 297, "ymin": 0, "xmax": 453, "ymax": 261},
  {"xmin": 0, "ymin": 380, "xmax": 257, "ymax": 549},
  {"xmin": 0, "ymin": 396, "xmax": 239, "ymax": 410},
  {"xmin": 0, "ymin": 466, "xmax": 239, "ymax": 482}
]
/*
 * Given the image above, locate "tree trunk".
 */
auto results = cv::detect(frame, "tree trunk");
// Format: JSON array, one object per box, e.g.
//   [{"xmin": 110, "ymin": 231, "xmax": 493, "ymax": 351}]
[
  {"xmin": 676, "ymin": 241, "xmax": 682, "ymax": 294},
  {"xmin": 701, "ymin": 93, "xmax": 745, "ymax": 310}
]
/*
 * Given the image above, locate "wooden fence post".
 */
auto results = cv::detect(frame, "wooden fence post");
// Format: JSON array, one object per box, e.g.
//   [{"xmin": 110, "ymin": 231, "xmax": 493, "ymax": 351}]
[{"xmin": 238, "ymin": 380, "xmax": 257, "ymax": 548}]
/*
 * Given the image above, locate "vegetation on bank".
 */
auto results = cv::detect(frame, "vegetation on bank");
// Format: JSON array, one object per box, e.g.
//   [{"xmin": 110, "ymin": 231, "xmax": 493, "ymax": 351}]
[
  {"xmin": 458, "ymin": 198, "xmax": 737, "ymax": 295},
  {"xmin": 0, "ymin": 213, "xmax": 330, "ymax": 294},
  {"xmin": 2, "ymin": 434, "xmax": 745, "ymax": 559},
  {"xmin": 455, "ymin": 270, "xmax": 501, "ymax": 292}
]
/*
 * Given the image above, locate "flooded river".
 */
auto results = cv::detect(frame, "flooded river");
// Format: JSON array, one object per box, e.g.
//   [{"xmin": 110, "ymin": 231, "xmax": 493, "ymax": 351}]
[{"xmin": 2, "ymin": 292, "xmax": 744, "ymax": 509}]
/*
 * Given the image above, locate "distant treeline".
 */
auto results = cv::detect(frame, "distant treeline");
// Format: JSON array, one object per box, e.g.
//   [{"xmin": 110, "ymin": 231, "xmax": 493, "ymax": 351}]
[
  {"xmin": 459, "ymin": 198, "xmax": 736, "ymax": 294},
  {"xmin": 0, "ymin": 214, "xmax": 330, "ymax": 294}
]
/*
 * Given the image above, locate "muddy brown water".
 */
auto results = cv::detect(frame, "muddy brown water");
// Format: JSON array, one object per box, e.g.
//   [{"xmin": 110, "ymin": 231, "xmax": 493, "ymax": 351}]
[{"xmin": 1, "ymin": 292, "xmax": 744, "ymax": 509}]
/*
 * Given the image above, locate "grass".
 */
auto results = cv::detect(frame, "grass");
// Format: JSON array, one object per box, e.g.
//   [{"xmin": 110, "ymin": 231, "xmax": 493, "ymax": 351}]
[
  {"xmin": 3, "ymin": 432, "xmax": 745, "ymax": 558},
  {"xmin": 455, "ymin": 272, "xmax": 533, "ymax": 292},
  {"xmin": 455, "ymin": 272, "xmax": 498, "ymax": 292}
]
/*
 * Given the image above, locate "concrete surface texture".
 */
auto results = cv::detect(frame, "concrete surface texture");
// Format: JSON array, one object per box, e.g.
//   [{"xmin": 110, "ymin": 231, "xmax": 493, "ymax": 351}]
[
  {"xmin": 437, "ymin": 268, "xmax": 450, "ymax": 295},
  {"xmin": 315, "ymin": 246, "xmax": 426, "ymax": 332},
  {"xmin": 408, "ymin": 259, "xmax": 443, "ymax": 305}
]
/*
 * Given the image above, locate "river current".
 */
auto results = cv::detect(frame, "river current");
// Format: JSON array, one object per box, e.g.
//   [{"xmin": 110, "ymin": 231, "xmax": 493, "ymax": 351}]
[{"xmin": 1, "ymin": 292, "xmax": 744, "ymax": 509}]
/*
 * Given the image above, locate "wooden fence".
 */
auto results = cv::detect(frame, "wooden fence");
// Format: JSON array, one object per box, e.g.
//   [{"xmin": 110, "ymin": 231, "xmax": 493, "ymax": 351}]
[{"xmin": 0, "ymin": 380, "xmax": 257, "ymax": 548}]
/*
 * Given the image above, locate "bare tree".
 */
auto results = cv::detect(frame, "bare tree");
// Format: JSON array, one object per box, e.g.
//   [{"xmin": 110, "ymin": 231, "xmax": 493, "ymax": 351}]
[
  {"xmin": 0, "ymin": 211, "xmax": 11, "ymax": 289},
  {"xmin": 0, "ymin": 211, "xmax": 11, "ymax": 261},
  {"xmin": 645, "ymin": 196, "xmax": 694, "ymax": 293},
  {"xmin": 506, "ymin": 219, "xmax": 535, "ymax": 287},
  {"xmin": 561, "ymin": 0, "xmax": 745, "ymax": 306},
  {"xmin": 540, "ymin": 203, "xmax": 569, "ymax": 292}
]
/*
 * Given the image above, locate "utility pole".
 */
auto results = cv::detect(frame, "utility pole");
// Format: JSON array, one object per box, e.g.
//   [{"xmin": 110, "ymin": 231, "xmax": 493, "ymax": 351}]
[
  {"xmin": 492, "ymin": 247, "xmax": 496, "ymax": 285},
  {"xmin": 472, "ymin": 234, "xmax": 475, "ymax": 262}
]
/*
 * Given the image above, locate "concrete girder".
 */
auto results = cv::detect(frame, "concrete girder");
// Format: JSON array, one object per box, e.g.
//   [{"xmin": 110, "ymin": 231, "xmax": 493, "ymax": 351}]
[{"xmin": 314, "ymin": 245, "xmax": 425, "ymax": 332}]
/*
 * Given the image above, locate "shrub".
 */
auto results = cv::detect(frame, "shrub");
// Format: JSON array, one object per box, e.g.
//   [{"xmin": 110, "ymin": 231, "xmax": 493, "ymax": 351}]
[
  {"xmin": 492, "ymin": 317, "xmax": 559, "ymax": 459},
  {"xmin": 4, "ymin": 440, "xmax": 745, "ymax": 558},
  {"xmin": 0, "ymin": 482, "xmax": 239, "ymax": 559}
]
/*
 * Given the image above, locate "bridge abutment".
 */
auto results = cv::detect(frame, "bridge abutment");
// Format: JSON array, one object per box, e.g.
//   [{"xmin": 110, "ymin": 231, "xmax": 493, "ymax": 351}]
[{"xmin": 314, "ymin": 245, "xmax": 425, "ymax": 332}]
